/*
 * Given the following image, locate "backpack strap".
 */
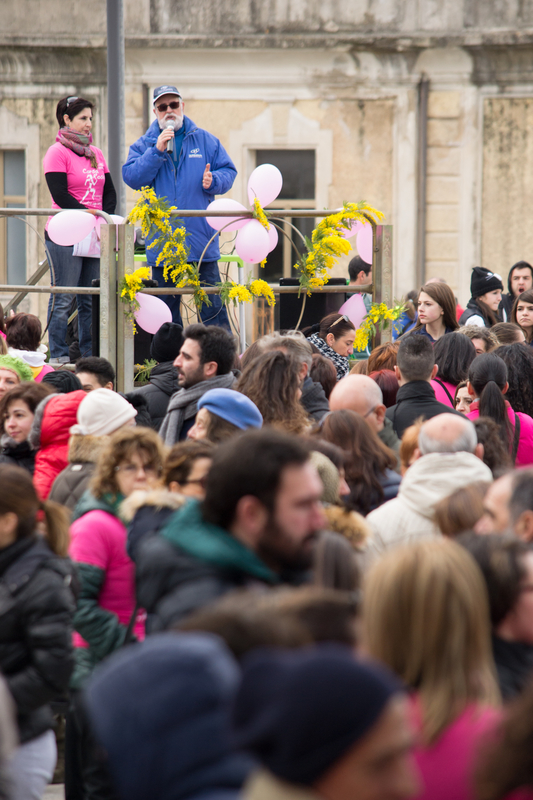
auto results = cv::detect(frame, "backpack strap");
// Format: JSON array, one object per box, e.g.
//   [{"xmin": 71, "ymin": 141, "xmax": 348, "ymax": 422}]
[
  {"xmin": 512, "ymin": 412, "xmax": 521, "ymax": 465},
  {"xmin": 433, "ymin": 378, "xmax": 454, "ymax": 406}
]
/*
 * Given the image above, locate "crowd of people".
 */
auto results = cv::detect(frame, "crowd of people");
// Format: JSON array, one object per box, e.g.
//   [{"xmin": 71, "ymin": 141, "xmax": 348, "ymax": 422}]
[{"xmin": 0, "ymin": 257, "xmax": 533, "ymax": 800}]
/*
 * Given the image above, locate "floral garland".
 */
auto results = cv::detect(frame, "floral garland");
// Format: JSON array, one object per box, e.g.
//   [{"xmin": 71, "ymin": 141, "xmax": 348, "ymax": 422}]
[
  {"xmin": 218, "ymin": 278, "xmax": 275, "ymax": 307},
  {"xmin": 294, "ymin": 201, "xmax": 384, "ymax": 295},
  {"xmin": 127, "ymin": 187, "xmax": 209, "ymax": 311},
  {"xmin": 119, "ymin": 266, "xmax": 151, "ymax": 332},
  {"xmin": 353, "ymin": 301, "xmax": 405, "ymax": 352}
]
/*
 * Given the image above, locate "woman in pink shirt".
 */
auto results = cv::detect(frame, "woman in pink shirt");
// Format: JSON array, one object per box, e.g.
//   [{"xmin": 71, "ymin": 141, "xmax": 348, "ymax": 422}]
[
  {"xmin": 43, "ymin": 96, "xmax": 116, "ymax": 366},
  {"xmin": 466, "ymin": 353, "xmax": 533, "ymax": 466},
  {"xmin": 363, "ymin": 538, "xmax": 501, "ymax": 800}
]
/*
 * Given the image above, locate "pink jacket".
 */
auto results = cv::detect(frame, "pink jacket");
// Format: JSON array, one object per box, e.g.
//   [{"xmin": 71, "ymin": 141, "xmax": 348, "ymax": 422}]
[
  {"xmin": 430, "ymin": 378, "xmax": 456, "ymax": 408},
  {"xmin": 467, "ymin": 403, "xmax": 533, "ymax": 466},
  {"xmin": 411, "ymin": 700, "xmax": 501, "ymax": 800},
  {"xmin": 69, "ymin": 509, "xmax": 145, "ymax": 647}
]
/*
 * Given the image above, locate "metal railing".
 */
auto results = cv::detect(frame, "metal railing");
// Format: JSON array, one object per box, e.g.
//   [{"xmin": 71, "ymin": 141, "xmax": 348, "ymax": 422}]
[{"xmin": 0, "ymin": 207, "xmax": 393, "ymax": 392}]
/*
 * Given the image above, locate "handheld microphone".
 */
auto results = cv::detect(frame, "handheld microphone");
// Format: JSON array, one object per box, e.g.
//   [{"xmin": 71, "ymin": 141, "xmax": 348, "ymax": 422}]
[{"xmin": 165, "ymin": 123, "xmax": 174, "ymax": 154}]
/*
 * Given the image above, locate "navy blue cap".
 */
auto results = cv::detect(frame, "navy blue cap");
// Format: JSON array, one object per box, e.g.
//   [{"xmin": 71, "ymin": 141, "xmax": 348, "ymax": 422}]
[
  {"xmin": 198, "ymin": 389, "xmax": 263, "ymax": 430},
  {"xmin": 153, "ymin": 85, "xmax": 182, "ymax": 105}
]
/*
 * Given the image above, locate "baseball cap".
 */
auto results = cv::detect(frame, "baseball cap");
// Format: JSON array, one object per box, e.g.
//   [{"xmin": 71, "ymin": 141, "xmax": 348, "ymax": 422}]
[{"xmin": 153, "ymin": 85, "xmax": 182, "ymax": 105}]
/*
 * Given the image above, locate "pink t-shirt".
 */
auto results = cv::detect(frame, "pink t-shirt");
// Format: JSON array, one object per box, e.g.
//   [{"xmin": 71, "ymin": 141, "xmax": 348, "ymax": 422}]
[
  {"xmin": 69, "ymin": 509, "xmax": 145, "ymax": 648},
  {"xmin": 411, "ymin": 699, "xmax": 501, "ymax": 800},
  {"xmin": 43, "ymin": 142, "xmax": 109, "ymax": 229}
]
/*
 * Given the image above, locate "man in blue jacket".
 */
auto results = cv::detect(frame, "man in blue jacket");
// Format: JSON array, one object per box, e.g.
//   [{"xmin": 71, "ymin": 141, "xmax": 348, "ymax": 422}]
[{"xmin": 123, "ymin": 85, "xmax": 237, "ymax": 329}]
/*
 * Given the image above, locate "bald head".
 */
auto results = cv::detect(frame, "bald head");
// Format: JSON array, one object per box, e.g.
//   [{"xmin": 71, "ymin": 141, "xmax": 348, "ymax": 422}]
[
  {"xmin": 329, "ymin": 375, "xmax": 385, "ymax": 433},
  {"xmin": 418, "ymin": 413, "xmax": 478, "ymax": 455}
]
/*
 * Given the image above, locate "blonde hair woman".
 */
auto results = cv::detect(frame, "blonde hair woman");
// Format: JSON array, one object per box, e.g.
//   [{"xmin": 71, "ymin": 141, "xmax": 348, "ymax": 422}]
[{"xmin": 363, "ymin": 539, "xmax": 501, "ymax": 800}]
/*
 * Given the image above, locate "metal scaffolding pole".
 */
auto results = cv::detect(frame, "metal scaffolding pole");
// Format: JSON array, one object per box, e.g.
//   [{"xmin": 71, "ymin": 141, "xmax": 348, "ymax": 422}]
[{"xmin": 107, "ymin": 0, "xmax": 126, "ymax": 215}]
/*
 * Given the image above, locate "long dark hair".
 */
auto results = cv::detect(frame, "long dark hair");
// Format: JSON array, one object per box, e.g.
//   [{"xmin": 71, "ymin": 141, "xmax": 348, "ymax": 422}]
[
  {"xmin": 472, "ymin": 297, "xmax": 500, "ymax": 327},
  {"xmin": 318, "ymin": 409, "xmax": 396, "ymax": 516},
  {"xmin": 511, "ymin": 288, "xmax": 533, "ymax": 343},
  {"xmin": 468, "ymin": 354, "xmax": 513, "ymax": 451},
  {"xmin": 411, "ymin": 283, "xmax": 459, "ymax": 334},
  {"xmin": 433, "ymin": 333, "xmax": 476, "ymax": 386}
]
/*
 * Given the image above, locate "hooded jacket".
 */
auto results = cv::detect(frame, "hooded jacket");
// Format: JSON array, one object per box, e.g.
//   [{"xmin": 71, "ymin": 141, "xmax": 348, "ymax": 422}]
[
  {"xmin": 122, "ymin": 117, "xmax": 237, "ymax": 263},
  {"xmin": 69, "ymin": 491, "xmax": 144, "ymax": 689},
  {"xmin": 129, "ymin": 361, "xmax": 179, "ymax": 431},
  {"xmin": 49, "ymin": 434, "xmax": 107, "ymax": 511},
  {"xmin": 0, "ymin": 436, "xmax": 36, "ymax": 474},
  {"xmin": 367, "ymin": 452, "xmax": 493, "ymax": 555},
  {"xmin": 135, "ymin": 499, "xmax": 279, "ymax": 633},
  {"xmin": 29, "ymin": 390, "xmax": 87, "ymax": 500},
  {"xmin": 0, "ymin": 537, "xmax": 75, "ymax": 743},
  {"xmin": 121, "ymin": 487, "xmax": 186, "ymax": 562}
]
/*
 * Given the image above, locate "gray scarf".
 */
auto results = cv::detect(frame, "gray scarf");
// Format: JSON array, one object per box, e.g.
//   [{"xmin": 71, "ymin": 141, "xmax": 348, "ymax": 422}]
[{"xmin": 159, "ymin": 373, "xmax": 237, "ymax": 445}]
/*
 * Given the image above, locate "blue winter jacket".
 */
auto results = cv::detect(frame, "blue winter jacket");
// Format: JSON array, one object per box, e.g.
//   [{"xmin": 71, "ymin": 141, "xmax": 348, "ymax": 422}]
[{"xmin": 122, "ymin": 117, "xmax": 237, "ymax": 262}]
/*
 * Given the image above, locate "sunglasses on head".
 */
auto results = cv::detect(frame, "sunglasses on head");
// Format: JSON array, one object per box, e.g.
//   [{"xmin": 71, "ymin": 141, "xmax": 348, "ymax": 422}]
[
  {"xmin": 156, "ymin": 101, "xmax": 181, "ymax": 112},
  {"xmin": 329, "ymin": 314, "xmax": 350, "ymax": 329},
  {"xmin": 66, "ymin": 96, "xmax": 79, "ymax": 106}
]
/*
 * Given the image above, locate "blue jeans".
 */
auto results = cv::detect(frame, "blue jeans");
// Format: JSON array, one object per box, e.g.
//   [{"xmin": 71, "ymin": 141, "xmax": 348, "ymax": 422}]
[
  {"xmin": 45, "ymin": 239, "xmax": 99, "ymax": 358},
  {"xmin": 151, "ymin": 259, "xmax": 230, "ymax": 330}
]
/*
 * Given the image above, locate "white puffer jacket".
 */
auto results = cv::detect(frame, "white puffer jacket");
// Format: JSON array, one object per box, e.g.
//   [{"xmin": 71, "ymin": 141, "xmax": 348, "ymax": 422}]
[{"xmin": 367, "ymin": 452, "xmax": 493, "ymax": 555}]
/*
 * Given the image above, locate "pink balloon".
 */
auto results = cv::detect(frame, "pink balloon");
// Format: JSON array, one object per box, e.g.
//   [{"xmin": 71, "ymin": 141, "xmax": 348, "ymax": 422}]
[
  {"xmin": 134, "ymin": 292, "xmax": 172, "ymax": 334},
  {"xmin": 356, "ymin": 223, "xmax": 373, "ymax": 265},
  {"xmin": 48, "ymin": 210, "xmax": 95, "ymax": 246},
  {"xmin": 235, "ymin": 220, "xmax": 271, "ymax": 263},
  {"xmin": 339, "ymin": 293, "xmax": 368, "ymax": 329},
  {"xmin": 342, "ymin": 219, "xmax": 364, "ymax": 240},
  {"xmin": 206, "ymin": 199, "xmax": 249, "ymax": 232},
  {"xmin": 247, "ymin": 164, "xmax": 283, "ymax": 207},
  {"xmin": 267, "ymin": 224, "xmax": 278, "ymax": 253}
]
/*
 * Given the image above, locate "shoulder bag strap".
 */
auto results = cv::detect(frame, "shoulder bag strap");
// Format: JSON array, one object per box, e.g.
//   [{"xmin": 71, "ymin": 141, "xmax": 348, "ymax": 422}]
[
  {"xmin": 512, "ymin": 412, "xmax": 521, "ymax": 465},
  {"xmin": 433, "ymin": 378, "xmax": 454, "ymax": 406}
]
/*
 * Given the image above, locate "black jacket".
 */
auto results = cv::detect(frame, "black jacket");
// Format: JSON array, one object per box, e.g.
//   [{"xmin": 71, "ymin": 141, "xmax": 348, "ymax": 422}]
[
  {"xmin": 0, "ymin": 537, "xmax": 76, "ymax": 743},
  {"xmin": 459, "ymin": 297, "xmax": 498, "ymax": 327},
  {"xmin": 386, "ymin": 381, "xmax": 463, "ymax": 438},
  {"xmin": 493, "ymin": 634, "xmax": 533, "ymax": 701},
  {"xmin": 0, "ymin": 438, "xmax": 36, "ymax": 475},
  {"xmin": 301, "ymin": 376, "xmax": 330, "ymax": 422},
  {"xmin": 499, "ymin": 293, "xmax": 514, "ymax": 322},
  {"xmin": 129, "ymin": 362, "xmax": 178, "ymax": 431}
]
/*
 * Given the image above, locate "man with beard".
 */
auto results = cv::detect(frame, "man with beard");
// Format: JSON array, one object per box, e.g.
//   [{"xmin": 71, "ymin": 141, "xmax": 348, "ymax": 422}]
[
  {"xmin": 122, "ymin": 85, "xmax": 236, "ymax": 329},
  {"xmin": 159, "ymin": 323, "xmax": 237, "ymax": 444},
  {"xmin": 135, "ymin": 429, "xmax": 326, "ymax": 632}
]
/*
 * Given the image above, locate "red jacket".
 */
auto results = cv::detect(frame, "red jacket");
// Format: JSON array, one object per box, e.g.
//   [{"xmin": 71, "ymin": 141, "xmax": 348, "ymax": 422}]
[{"xmin": 30, "ymin": 390, "xmax": 87, "ymax": 500}]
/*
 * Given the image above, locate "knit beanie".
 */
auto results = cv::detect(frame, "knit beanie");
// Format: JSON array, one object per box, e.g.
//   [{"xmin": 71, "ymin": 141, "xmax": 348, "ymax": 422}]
[
  {"xmin": 42, "ymin": 370, "xmax": 83, "ymax": 394},
  {"xmin": 470, "ymin": 267, "xmax": 504, "ymax": 298},
  {"xmin": 0, "ymin": 355, "xmax": 33, "ymax": 383},
  {"xmin": 198, "ymin": 389, "xmax": 263, "ymax": 430},
  {"xmin": 70, "ymin": 388, "xmax": 137, "ymax": 436},
  {"xmin": 233, "ymin": 646, "xmax": 403, "ymax": 786},
  {"xmin": 150, "ymin": 322, "xmax": 184, "ymax": 363}
]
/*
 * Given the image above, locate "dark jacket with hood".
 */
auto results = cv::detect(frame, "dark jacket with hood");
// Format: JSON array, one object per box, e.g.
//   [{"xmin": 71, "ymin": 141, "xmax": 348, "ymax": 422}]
[
  {"xmin": 0, "ymin": 436, "xmax": 36, "ymax": 475},
  {"xmin": 0, "ymin": 537, "xmax": 76, "ymax": 743},
  {"xmin": 49, "ymin": 434, "xmax": 107, "ymax": 511},
  {"xmin": 386, "ymin": 380, "xmax": 463, "ymax": 439},
  {"xmin": 135, "ymin": 500, "xmax": 280, "ymax": 633},
  {"xmin": 121, "ymin": 488, "xmax": 186, "ymax": 562},
  {"xmin": 130, "ymin": 362, "xmax": 178, "ymax": 431},
  {"xmin": 493, "ymin": 634, "xmax": 533, "ymax": 701}
]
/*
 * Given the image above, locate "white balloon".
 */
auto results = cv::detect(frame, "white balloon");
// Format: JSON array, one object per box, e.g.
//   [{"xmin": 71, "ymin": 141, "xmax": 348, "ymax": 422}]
[
  {"xmin": 267, "ymin": 224, "xmax": 279, "ymax": 253},
  {"xmin": 48, "ymin": 210, "xmax": 95, "ymax": 246},
  {"xmin": 247, "ymin": 164, "xmax": 283, "ymax": 207},
  {"xmin": 235, "ymin": 220, "xmax": 271, "ymax": 264},
  {"xmin": 206, "ymin": 199, "xmax": 249, "ymax": 231}
]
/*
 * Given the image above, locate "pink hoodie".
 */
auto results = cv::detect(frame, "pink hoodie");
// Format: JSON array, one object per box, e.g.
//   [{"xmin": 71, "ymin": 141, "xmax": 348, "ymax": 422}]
[{"xmin": 467, "ymin": 403, "xmax": 533, "ymax": 466}]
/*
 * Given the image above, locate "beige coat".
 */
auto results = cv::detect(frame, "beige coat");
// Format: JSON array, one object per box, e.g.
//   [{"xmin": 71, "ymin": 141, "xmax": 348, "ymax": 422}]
[{"xmin": 243, "ymin": 770, "xmax": 320, "ymax": 800}]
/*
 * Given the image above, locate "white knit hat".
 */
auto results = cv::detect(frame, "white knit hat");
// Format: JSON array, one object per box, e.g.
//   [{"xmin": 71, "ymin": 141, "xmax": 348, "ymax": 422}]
[{"xmin": 70, "ymin": 388, "xmax": 137, "ymax": 436}]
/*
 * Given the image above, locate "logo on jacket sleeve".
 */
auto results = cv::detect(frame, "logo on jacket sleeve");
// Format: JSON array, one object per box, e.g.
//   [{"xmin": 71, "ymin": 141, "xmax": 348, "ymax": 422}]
[{"xmin": 189, "ymin": 148, "xmax": 202, "ymax": 158}]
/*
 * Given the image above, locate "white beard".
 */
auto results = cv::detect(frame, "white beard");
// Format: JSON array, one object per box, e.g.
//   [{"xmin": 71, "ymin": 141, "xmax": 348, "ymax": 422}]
[{"xmin": 158, "ymin": 114, "xmax": 184, "ymax": 132}]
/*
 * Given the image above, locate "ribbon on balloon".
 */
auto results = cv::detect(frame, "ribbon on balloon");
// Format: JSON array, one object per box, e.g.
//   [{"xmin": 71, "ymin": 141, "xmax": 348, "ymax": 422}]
[{"xmin": 206, "ymin": 164, "xmax": 283, "ymax": 264}]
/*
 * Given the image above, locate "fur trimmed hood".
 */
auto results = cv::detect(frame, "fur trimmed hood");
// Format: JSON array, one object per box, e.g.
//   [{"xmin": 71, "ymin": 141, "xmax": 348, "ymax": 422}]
[
  {"xmin": 120, "ymin": 488, "xmax": 186, "ymax": 524},
  {"xmin": 68, "ymin": 433, "xmax": 108, "ymax": 465}
]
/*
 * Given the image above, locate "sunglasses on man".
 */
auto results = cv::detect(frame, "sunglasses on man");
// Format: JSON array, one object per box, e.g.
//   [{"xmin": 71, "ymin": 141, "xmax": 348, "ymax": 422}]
[{"xmin": 156, "ymin": 101, "xmax": 181, "ymax": 113}]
